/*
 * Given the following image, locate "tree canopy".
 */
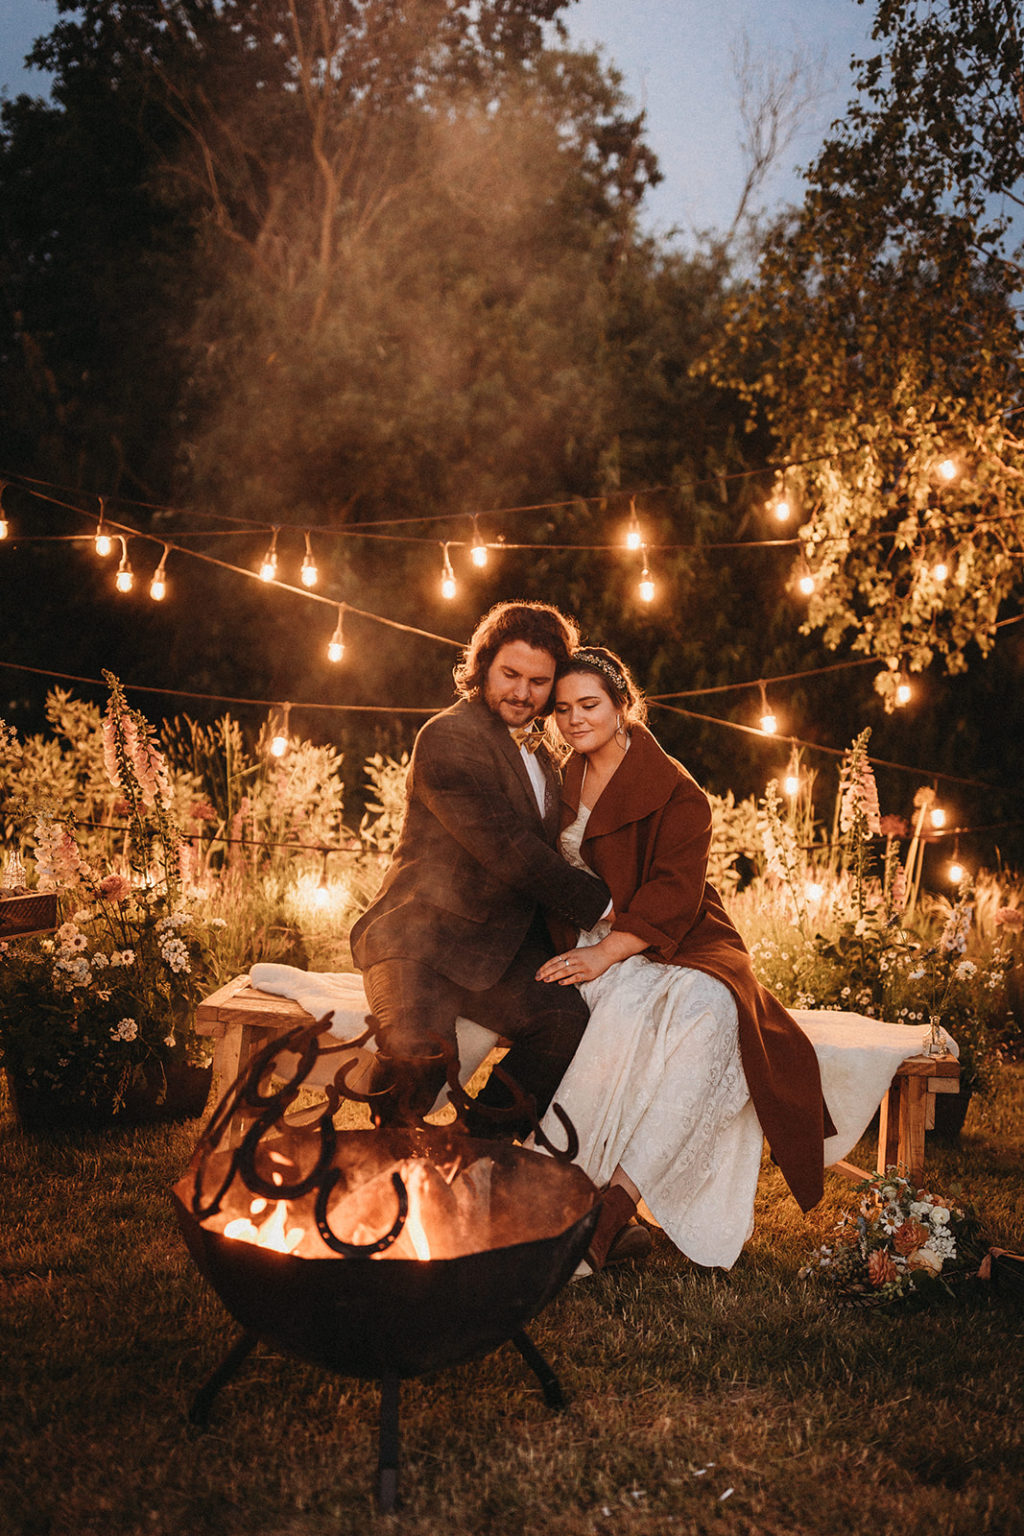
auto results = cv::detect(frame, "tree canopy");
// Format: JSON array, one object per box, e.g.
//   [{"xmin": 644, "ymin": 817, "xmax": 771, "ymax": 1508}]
[{"xmin": 713, "ymin": 0, "xmax": 1024, "ymax": 703}]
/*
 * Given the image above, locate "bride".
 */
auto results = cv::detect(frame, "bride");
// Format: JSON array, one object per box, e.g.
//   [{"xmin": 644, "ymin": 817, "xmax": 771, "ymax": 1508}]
[{"xmin": 534, "ymin": 647, "xmax": 835, "ymax": 1273}]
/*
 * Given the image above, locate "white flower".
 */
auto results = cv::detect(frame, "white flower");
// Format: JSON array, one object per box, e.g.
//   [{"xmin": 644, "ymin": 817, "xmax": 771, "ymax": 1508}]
[
  {"xmin": 163, "ymin": 1033, "xmax": 176, "ymax": 1048},
  {"xmin": 929, "ymin": 1206, "xmax": 950, "ymax": 1226},
  {"xmin": 159, "ymin": 936, "xmax": 191, "ymax": 974},
  {"xmin": 910, "ymin": 1201, "xmax": 931, "ymax": 1220},
  {"xmin": 111, "ymin": 1017, "xmax": 139, "ymax": 1042},
  {"xmin": 119, "ymin": 949, "xmax": 136, "ymax": 967},
  {"xmin": 954, "ymin": 960, "xmax": 977, "ymax": 981},
  {"xmin": 91, "ymin": 952, "xmax": 109, "ymax": 969}
]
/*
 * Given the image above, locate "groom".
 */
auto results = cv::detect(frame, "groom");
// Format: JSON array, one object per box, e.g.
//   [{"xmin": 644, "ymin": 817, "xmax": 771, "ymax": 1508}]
[{"xmin": 350, "ymin": 600, "xmax": 610, "ymax": 1130}]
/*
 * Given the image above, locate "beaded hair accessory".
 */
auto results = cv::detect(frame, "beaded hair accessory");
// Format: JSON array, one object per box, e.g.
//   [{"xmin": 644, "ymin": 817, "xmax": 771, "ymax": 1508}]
[{"xmin": 572, "ymin": 649, "xmax": 628, "ymax": 694}]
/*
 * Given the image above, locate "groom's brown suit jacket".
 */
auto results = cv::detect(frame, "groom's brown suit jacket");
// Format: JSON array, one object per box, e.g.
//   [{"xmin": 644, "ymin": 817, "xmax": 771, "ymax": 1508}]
[{"xmin": 350, "ymin": 695, "xmax": 609, "ymax": 990}]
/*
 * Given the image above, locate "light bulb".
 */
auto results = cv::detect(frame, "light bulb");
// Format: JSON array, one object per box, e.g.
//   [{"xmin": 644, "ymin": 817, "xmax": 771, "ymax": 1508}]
[
  {"xmin": 301, "ymin": 532, "xmax": 318, "ymax": 587},
  {"xmin": 798, "ymin": 572, "xmax": 815, "ymax": 596},
  {"xmin": 327, "ymin": 609, "xmax": 345, "ymax": 663},
  {"xmin": 783, "ymin": 774, "xmax": 800, "ymax": 797},
  {"xmin": 930, "ymin": 806, "xmax": 946, "ymax": 829},
  {"xmin": 440, "ymin": 545, "xmax": 457, "ymax": 600},
  {"xmin": 760, "ymin": 712, "xmax": 778, "ymax": 735},
  {"xmin": 96, "ymin": 531, "xmax": 112, "ymax": 557},
  {"xmin": 115, "ymin": 542, "xmax": 134, "ymax": 592},
  {"xmin": 0, "ymin": 517, "xmax": 8, "ymax": 540},
  {"xmin": 805, "ymin": 881, "xmax": 824, "ymax": 903},
  {"xmin": 470, "ymin": 521, "xmax": 489, "ymax": 567},
  {"xmin": 259, "ymin": 529, "xmax": 279, "ymax": 582},
  {"xmin": 895, "ymin": 677, "xmax": 912, "ymax": 706},
  {"xmin": 150, "ymin": 570, "xmax": 167, "ymax": 601},
  {"xmin": 932, "ymin": 560, "xmax": 949, "ymax": 582},
  {"xmin": 270, "ymin": 734, "xmax": 288, "ymax": 758},
  {"xmin": 938, "ymin": 458, "xmax": 957, "ymax": 481},
  {"xmin": 772, "ymin": 499, "xmax": 791, "ymax": 522},
  {"xmin": 313, "ymin": 882, "xmax": 330, "ymax": 908},
  {"xmin": 948, "ymin": 860, "xmax": 965, "ymax": 884},
  {"xmin": 625, "ymin": 505, "xmax": 643, "ymax": 551}
]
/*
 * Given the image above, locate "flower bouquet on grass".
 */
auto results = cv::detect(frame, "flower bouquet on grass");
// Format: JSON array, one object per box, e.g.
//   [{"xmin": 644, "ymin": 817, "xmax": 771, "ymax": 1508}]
[
  {"xmin": 0, "ymin": 675, "xmax": 222, "ymax": 1130},
  {"xmin": 800, "ymin": 1168, "xmax": 983, "ymax": 1307}
]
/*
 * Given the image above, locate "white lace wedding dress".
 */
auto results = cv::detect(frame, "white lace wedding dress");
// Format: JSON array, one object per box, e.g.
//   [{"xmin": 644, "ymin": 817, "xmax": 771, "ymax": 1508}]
[{"xmin": 536, "ymin": 805, "xmax": 765, "ymax": 1268}]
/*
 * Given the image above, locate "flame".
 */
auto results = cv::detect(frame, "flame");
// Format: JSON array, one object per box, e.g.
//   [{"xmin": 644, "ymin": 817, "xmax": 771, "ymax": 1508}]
[
  {"xmin": 402, "ymin": 1161, "xmax": 432, "ymax": 1262},
  {"xmin": 223, "ymin": 1196, "xmax": 304, "ymax": 1254}
]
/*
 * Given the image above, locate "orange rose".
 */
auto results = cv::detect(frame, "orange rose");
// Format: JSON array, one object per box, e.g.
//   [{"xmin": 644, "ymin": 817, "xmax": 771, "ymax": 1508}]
[
  {"xmin": 867, "ymin": 1249, "xmax": 897, "ymax": 1287},
  {"xmin": 892, "ymin": 1220, "xmax": 930, "ymax": 1256}
]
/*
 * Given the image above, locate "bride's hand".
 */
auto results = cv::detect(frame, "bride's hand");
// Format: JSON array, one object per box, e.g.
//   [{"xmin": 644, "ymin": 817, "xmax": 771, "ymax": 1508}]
[{"xmin": 536, "ymin": 944, "xmax": 615, "ymax": 986}]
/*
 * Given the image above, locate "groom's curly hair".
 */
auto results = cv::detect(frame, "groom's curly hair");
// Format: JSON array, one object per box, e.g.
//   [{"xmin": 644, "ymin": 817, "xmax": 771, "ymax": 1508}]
[{"xmin": 454, "ymin": 601, "xmax": 580, "ymax": 705}]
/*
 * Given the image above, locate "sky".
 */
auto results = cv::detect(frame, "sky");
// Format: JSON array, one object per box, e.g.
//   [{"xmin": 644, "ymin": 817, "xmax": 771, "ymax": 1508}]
[{"xmin": 0, "ymin": 0, "xmax": 878, "ymax": 238}]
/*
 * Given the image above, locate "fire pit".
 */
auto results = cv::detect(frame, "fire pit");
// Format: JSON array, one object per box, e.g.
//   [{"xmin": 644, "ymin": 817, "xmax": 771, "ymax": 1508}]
[{"xmin": 172, "ymin": 1020, "xmax": 598, "ymax": 1511}]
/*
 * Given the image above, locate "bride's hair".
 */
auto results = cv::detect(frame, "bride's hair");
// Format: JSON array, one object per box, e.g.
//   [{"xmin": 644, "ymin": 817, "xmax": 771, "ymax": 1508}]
[{"xmin": 558, "ymin": 646, "xmax": 647, "ymax": 725}]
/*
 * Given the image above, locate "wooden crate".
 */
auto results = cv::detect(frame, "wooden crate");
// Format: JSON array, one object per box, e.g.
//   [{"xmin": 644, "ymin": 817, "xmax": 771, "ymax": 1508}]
[{"xmin": 0, "ymin": 892, "xmax": 59, "ymax": 942}]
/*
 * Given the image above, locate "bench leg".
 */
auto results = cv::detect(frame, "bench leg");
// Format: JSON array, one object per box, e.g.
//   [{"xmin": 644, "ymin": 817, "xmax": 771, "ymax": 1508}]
[
  {"xmin": 897, "ymin": 1074, "xmax": 927, "ymax": 1185},
  {"xmin": 876, "ymin": 1079, "xmax": 901, "ymax": 1176}
]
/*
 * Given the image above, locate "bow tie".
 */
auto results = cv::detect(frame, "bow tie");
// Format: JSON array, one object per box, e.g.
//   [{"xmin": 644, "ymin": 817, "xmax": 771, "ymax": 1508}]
[{"xmin": 512, "ymin": 724, "xmax": 545, "ymax": 754}]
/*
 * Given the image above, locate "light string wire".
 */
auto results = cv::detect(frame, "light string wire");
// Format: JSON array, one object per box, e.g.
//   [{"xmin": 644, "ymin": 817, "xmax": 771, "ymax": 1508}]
[{"xmin": 0, "ymin": 656, "xmax": 1005, "ymax": 795}]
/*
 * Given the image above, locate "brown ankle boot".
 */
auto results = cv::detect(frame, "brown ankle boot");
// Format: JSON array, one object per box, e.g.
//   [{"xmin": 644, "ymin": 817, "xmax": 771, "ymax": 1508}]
[{"xmin": 586, "ymin": 1183, "xmax": 652, "ymax": 1271}]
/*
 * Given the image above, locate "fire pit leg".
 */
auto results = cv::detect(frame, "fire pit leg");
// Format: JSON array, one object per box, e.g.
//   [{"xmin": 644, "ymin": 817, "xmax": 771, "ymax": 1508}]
[
  {"xmin": 376, "ymin": 1371, "xmax": 401, "ymax": 1513},
  {"xmin": 511, "ymin": 1330, "xmax": 566, "ymax": 1410},
  {"xmin": 188, "ymin": 1329, "xmax": 259, "ymax": 1429}
]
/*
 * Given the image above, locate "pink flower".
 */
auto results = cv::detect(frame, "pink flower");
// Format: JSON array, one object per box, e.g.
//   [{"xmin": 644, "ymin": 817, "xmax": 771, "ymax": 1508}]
[
  {"xmin": 995, "ymin": 907, "xmax": 1024, "ymax": 932},
  {"xmin": 98, "ymin": 874, "xmax": 132, "ymax": 903},
  {"xmin": 189, "ymin": 799, "xmax": 217, "ymax": 824},
  {"xmin": 879, "ymin": 815, "xmax": 909, "ymax": 839}
]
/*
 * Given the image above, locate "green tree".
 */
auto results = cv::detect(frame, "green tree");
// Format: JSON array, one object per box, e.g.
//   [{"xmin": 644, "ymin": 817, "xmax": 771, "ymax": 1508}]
[{"xmin": 714, "ymin": 0, "xmax": 1024, "ymax": 704}]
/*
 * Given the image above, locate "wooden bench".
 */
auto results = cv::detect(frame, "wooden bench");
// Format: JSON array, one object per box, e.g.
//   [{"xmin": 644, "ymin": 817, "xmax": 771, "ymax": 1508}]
[
  {"xmin": 196, "ymin": 975, "xmax": 960, "ymax": 1184},
  {"xmin": 830, "ymin": 1051, "xmax": 961, "ymax": 1187}
]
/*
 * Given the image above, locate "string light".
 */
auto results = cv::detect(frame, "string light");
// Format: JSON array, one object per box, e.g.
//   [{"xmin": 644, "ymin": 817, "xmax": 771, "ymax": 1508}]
[
  {"xmin": 259, "ymin": 527, "xmax": 279, "ymax": 582},
  {"xmin": 327, "ymin": 605, "xmax": 346, "ymax": 663},
  {"xmin": 638, "ymin": 546, "xmax": 655, "ymax": 603},
  {"xmin": 149, "ymin": 545, "xmax": 169, "ymax": 602},
  {"xmin": 948, "ymin": 854, "xmax": 966, "ymax": 884},
  {"xmin": 895, "ymin": 671, "xmax": 913, "ymax": 707},
  {"xmin": 930, "ymin": 805, "xmax": 947, "ymax": 830},
  {"xmin": 932, "ymin": 558, "xmax": 949, "ymax": 582},
  {"xmin": 758, "ymin": 682, "xmax": 778, "ymax": 735},
  {"xmin": 440, "ymin": 542, "xmax": 457, "ymax": 600},
  {"xmin": 300, "ymin": 531, "xmax": 319, "ymax": 588},
  {"xmin": 115, "ymin": 537, "xmax": 134, "ymax": 593},
  {"xmin": 269, "ymin": 702, "xmax": 291, "ymax": 758},
  {"xmin": 95, "ymin": 499, "xmax": 112, "ymax": 558},
  {"xmin": 0, "ymin": 483, "xmax": 8, "ymax": 540},
  {"xmin": 937, "ymin": 457, "xmax": 958, "ymax": 481},
  {"xmin": 797, "ymin": 567, "xmax": 815, "ymax": 596},
  {"xmin": 625, "ymin": 498, "xmax": 643, "ymax": 551},
  {"xmin": 470, "ymin": 517, "xmax": 489, "ymax": 568}
]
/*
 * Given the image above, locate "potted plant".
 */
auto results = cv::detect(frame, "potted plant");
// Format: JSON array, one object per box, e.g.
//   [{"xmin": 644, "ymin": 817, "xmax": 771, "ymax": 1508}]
[{"xmin": 0, "ymin": 676, "xmax": 223, "ymax": 1132}]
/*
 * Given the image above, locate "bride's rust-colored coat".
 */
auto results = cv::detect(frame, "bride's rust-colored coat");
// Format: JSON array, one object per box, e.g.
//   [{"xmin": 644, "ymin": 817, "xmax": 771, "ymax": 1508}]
[{"xmin": 555, "ymin": 724, "xmax": 835, "ymax": 1213}]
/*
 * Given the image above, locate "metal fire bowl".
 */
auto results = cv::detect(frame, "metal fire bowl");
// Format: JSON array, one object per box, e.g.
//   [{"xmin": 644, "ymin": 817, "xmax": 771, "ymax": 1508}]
[{"xmin": 172, "ymin": 1133, "xmax": 598, "ymax": 1381}]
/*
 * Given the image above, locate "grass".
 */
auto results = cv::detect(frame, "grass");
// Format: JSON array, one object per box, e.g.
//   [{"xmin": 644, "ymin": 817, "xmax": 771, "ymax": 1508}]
[{"xmin": 2, "ymin": 1067, "xmax": 1023, "ymax": 1536}]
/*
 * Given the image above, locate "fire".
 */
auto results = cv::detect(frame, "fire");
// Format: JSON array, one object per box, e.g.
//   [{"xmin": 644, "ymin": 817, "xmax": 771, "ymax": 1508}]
[
  {"xmin": 402, "ymin": 1161, "xmax": 433, "ymax": 1262},
  {"xmin": 224, "ymin": 1197, "xmax": 305, "ymax": 1254}
]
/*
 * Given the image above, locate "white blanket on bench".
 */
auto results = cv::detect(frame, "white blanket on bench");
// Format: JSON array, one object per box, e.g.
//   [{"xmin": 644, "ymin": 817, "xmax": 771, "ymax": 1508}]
[{"xmin": 248, "ymin": 964, "xmax": 957, "ymax": 1168}]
